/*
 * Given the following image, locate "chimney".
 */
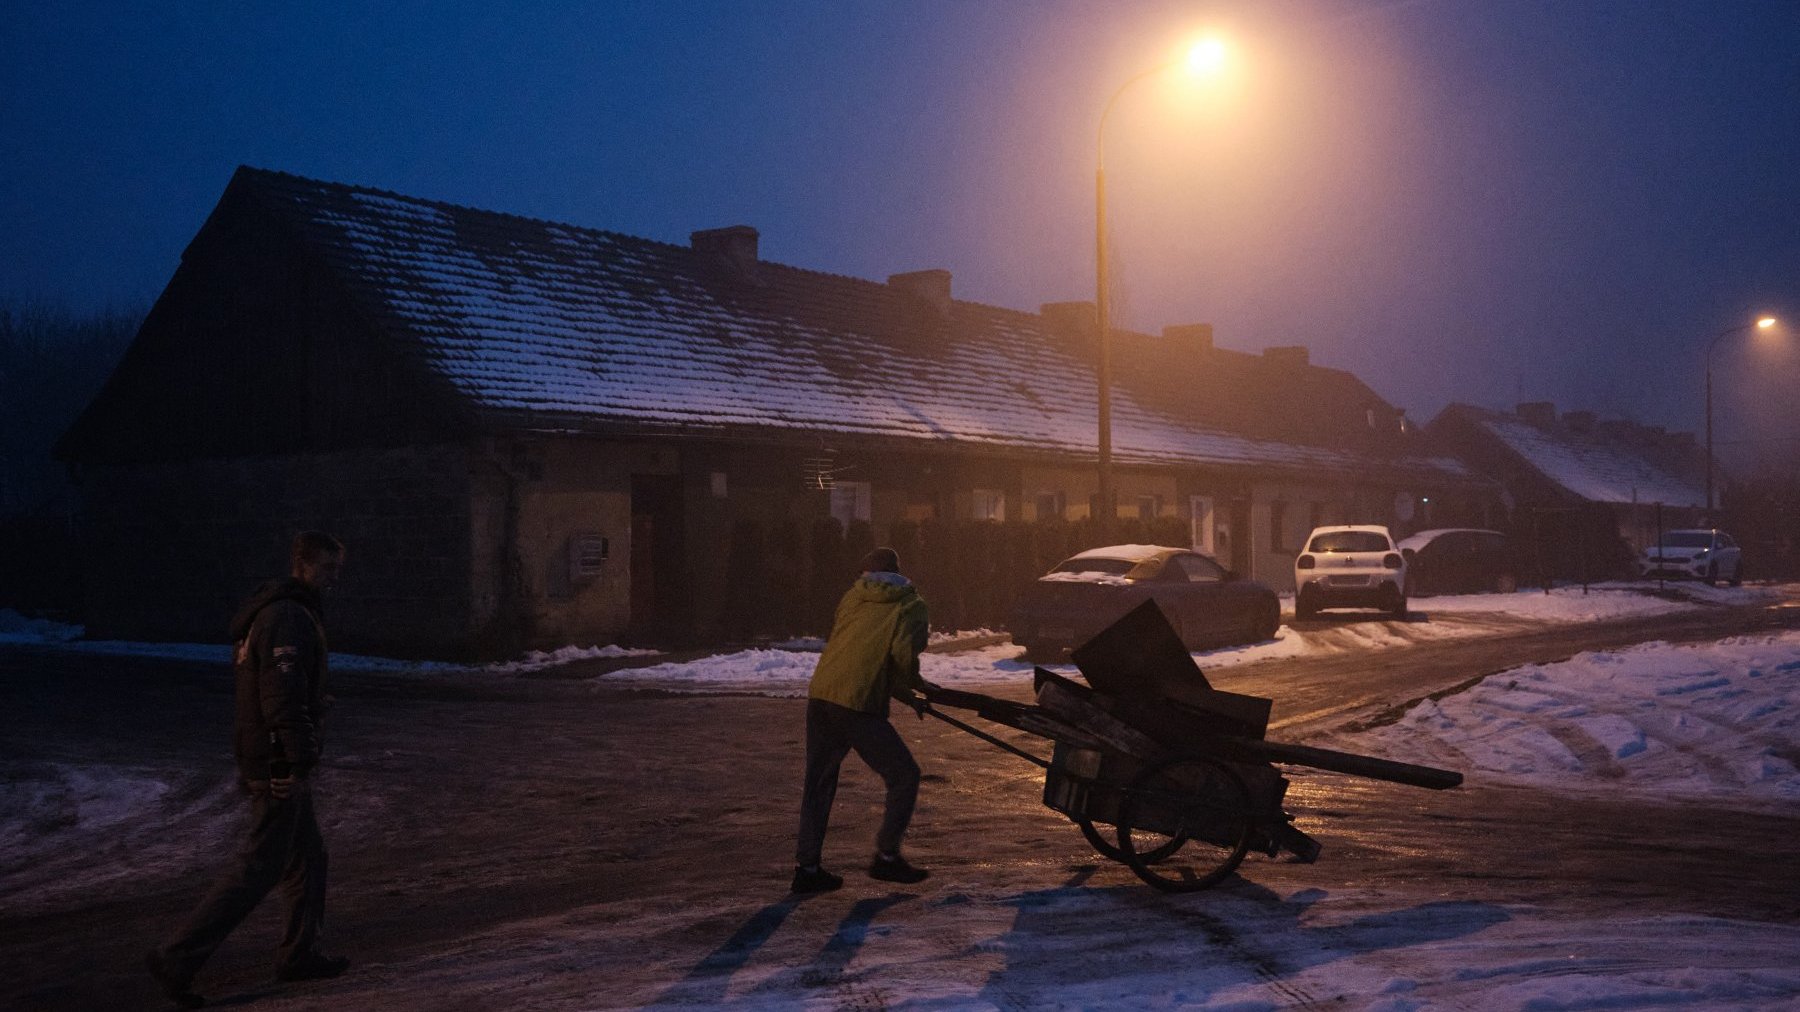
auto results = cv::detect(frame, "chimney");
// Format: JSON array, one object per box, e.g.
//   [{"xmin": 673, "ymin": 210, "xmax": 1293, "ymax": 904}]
[
  {"xmin": 689, "ymin": 225, "xmax": 759, "ymax": 279},
  {"xmin": 1162, "ymin": 323, "xmax": 1215, "ymax": 352},
  {"xmin": 1516, "ymin": 401, "xmax": 1556, "ymax": 426},
  {"xmin": 887, "ymin": 269, "xmax": 953, "ymax": 316},
  {"xmin": 1564, "ymin": 410, "xmax": 1596, "ymax": 433},
  {"xmin": 1262, "ymin": 345, "xmax": 1309, "ymax": 369},
  {"xmin": 1040, "ymin": 301, "xmax": 1098, "ymax": 339}
]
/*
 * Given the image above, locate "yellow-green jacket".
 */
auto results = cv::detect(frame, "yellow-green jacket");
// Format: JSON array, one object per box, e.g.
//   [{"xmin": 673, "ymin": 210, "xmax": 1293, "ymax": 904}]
[{"xmin": 808, "ymin": 573, "xmax": 929, "ymax": 715}]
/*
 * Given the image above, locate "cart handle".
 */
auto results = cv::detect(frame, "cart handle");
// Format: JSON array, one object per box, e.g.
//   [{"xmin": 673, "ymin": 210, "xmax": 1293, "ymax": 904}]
[{"xmin": 924, "ymin": 706, "xmax": 1052, "ymax": 770}]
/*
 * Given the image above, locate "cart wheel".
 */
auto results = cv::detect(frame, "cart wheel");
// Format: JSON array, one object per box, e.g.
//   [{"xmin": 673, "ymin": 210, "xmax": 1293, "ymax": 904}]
[
  {"xmin": 1075, "ymin": 817, "xmax": 1185, "ymax": 865},
  {"xmin": 1076, "ymin": 817, "xmax": 1126, "ymax": 861},
  {"xmin": 1117, "ymin": 757, "xmax": 1253, "ymax": 892}
]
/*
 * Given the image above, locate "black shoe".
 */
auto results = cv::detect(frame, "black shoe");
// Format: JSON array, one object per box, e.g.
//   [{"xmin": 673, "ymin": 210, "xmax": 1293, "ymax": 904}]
[
  {"xmin": 868, "ymin": 853, "xmax": 929, "ymax": 884},
  {"xmin": 790, "ymin": 865, "xmax": 844, "ymax": 894},
  {"xmin": 276, "ymin": 953, "xmax": 350, "ymax": 982},
  {"xmin": 145, "ymin": 949, "xmax": 205, "ymax": 1009}
]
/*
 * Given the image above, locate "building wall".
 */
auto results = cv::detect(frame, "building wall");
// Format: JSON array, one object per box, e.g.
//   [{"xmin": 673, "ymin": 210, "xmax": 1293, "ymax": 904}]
[{"xmin": 75, "ymin": 443, "xmax": 476, "ymax": 656}]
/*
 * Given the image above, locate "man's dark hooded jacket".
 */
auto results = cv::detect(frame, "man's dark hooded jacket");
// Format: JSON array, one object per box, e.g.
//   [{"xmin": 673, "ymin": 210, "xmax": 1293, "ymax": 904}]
[{"xmin": 229, "ymin": 578, "xmax": 330, "ymax": 783}]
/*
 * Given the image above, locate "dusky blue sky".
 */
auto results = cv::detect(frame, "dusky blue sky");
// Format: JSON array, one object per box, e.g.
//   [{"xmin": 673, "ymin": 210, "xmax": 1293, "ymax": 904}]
[{"xmin": 4, "ymin": 1, "xmax": 1797, "ymax": 465}]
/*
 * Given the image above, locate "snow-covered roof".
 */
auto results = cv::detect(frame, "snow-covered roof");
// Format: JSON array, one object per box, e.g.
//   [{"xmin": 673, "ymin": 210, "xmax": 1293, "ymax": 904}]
[
  {"xmin": 1475, "ymin": 412, "xmax": 1706, "ymax": 507},
  {"xmin": 232, "ymin": 167, "xmax": 1473, "ymax": 484}
]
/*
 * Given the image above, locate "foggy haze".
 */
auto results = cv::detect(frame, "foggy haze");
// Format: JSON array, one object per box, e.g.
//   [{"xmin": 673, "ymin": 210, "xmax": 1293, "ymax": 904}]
[{"xmin": 3, "ymin": 0, "xmax": 1795, "ymax": 468}]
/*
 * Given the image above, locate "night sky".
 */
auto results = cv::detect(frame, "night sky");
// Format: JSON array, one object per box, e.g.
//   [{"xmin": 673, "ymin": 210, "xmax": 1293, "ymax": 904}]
[{"xmin": 5, "ymin": 1, "xmax": 1797, "ymax": 468}]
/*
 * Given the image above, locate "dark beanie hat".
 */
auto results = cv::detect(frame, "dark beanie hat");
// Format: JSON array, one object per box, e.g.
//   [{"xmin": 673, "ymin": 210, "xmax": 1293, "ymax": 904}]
[{"xmin": 861, "ymin": 547, "xmax": 900, "ymax": 574}]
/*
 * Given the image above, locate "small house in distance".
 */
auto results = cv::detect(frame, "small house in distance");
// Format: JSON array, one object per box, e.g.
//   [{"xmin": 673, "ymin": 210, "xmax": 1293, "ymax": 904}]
[
  {"xmin": 1426, "ymin": 401, "xmax": 1712, "ymax": 578},
  {"xmin": 58, "ymin": 167, "xmax": 1487, "ymax": 658}
]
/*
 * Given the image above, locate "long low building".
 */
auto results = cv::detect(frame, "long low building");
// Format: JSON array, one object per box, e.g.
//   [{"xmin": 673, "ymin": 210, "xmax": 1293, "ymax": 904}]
[{"xmin": 58, "ymin": 167, "xmax": 1490, "ymax": 657}]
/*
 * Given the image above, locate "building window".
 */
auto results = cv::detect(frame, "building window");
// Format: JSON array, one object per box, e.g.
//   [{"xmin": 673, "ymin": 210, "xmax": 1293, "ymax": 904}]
[
  {"xmin": 1035, "ymin": 491, "xmax": 1066, "ymax": 521},
  {"xmin": 830, "ymin": 481, "xmax": 871, "ymax": 528},
  {"xmin": 972, "ymin": 488, "xmax": 1005, "ymax": 522},
  {"xmin": 1136, "ymin": 494, "xmax": 1162, "ymax": 520},
  {"xmin": 1269, "ymin": 500, "xmax": 1289, "ymax": 552},
  {"xmin": 710, "ymin": 471, "xmax": 728, "ymax": 498}
]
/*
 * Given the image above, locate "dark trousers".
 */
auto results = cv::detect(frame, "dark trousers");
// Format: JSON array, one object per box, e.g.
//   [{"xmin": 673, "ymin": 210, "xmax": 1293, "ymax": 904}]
[
  {"xmin": 795, "ymin": 698, "xmax": 921, "ymax": 867},
  {"xmin": 156, "ymin": 779, "xmax": 328, "ymax": 982}
]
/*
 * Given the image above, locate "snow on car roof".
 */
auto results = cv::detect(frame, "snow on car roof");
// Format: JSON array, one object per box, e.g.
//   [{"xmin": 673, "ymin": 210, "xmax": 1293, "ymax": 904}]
[
  {"xmin": 1396, "ymin": 528, "xmax": 1502, "ymax": 551},
  {"xmin": 1039, "ymin": 571, "xmax": 1134, "ymax": 586},
  {"xmin": 1068, "ymin": 544, "xmax": 1177, "ymax": 562}
]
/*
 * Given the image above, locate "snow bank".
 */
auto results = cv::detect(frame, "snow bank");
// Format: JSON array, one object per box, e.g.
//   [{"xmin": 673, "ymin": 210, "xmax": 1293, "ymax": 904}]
[
  {"xmin": 1339, "ymin": 631, "xmax": 1800, "ymax": 806},
  {"xmin": 0, "ymin": 609, "xmax": 82, "ymax": 643},
  {"xmin": 1408, "ymin": 581, "xmax": 1773, "ymax": 620},
  {"xmin": 603, "ymin": 644, "xmax": 1038, "ymax": 696}
]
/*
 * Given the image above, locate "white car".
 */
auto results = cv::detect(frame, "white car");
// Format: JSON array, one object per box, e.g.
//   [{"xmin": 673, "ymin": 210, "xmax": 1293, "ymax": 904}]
[
  {"xmin": 1638, "ymin": 529, "xmax": 1742, "ymax": 586},
  {"xmin": 1294, "ymin": 525, "xmax": 1408, "ymax": 619}
]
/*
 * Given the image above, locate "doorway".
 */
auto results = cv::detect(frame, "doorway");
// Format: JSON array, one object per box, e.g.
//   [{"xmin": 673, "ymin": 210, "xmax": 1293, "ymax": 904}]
[{"xmin": 629, "ymin": 474, "xmax": 689, "ymax": 643}]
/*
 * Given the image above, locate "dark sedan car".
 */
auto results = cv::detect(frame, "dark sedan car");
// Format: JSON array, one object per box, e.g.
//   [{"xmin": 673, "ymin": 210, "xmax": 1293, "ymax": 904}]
[
  {"xmin": 1396, "ymin": 528, "xmax": 1519, "ymax": 595},
  {"xmin": 1009, "ymin": 544, "xmax": 1281, "ymax": 660}
]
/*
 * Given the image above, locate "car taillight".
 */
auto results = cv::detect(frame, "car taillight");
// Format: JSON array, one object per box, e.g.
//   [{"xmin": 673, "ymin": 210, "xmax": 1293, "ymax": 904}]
[
  {"xmin": 1297, "ymin": 555, "xmax": 1315, "ymax": 570},
  {"xmin": 1383, "ymin": 553, "xmax": 1402, "ymax": 569}
]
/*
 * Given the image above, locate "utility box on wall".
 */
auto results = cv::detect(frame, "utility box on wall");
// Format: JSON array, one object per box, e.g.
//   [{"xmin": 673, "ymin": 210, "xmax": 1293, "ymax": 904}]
[{"xmin": 570, "ymin": 532, "xmax": 609, "ymax": 579}]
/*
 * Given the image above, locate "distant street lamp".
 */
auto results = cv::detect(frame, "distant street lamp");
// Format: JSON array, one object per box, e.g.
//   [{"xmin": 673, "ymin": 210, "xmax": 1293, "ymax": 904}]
[
  {"xmin": 1704, "ymin": 315, "xmax": 1777, "ymax": 515},
  {"xmin": 1094, "ymin": 38, "xmax": 1228, "ymax": 526}
]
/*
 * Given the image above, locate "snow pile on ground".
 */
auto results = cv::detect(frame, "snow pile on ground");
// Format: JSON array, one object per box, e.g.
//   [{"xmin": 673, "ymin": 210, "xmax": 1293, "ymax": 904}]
[
  {"xmin": 1337, "ymin": 631, "xmax": 1800, "ymax": 806},
  {"xmin": 0, "ymin": 763, "xmax": 242, "ymax": 910},
  {"xmin": 1410, "ymin": 581, "xmax": 1771, "ymax": 620},
  {"xmin": 0, "ymin": 609, "xmax": 82, "ymax": 643},
  {"xmin": 603, "ymin": 643, "xmax": 1036, "ymax": 696}
]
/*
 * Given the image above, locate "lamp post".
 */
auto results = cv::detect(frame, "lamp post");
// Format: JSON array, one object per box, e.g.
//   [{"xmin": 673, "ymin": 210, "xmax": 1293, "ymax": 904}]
[
  {"xmin": 1704, "ymin": 315, "xmax": 1777, "ymax": 516},
  {"xmin": 1094, "ymin": 39, "xmax": 1226, "ymax": 528}
]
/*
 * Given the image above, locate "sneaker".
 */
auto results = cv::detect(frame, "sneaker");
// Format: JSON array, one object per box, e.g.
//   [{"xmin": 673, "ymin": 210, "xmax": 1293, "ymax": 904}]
[
  {"xmin": 790, "ymin": 865, "xmax": 844, "ymax": 894},
  {"xmin": 868, "ymin": 853, "xmax": 929, "ymax": 884},
  {"xmin": 276, "ymin": 952, "xmax": 350, "ymax": 982},
  {"xmin": 145, "ymin": 949, "xmax": 205, "ymax": 1009}
]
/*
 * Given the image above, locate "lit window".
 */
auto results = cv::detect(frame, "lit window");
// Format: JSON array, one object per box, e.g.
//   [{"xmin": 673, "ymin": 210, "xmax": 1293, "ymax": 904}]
[{"xmin": 972, "ymin": 489, "xmax": 1005, "ymax": 521}]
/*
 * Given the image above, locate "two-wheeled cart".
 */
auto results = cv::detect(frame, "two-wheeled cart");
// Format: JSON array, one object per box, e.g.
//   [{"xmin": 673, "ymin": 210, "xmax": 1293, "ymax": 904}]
[{"xmin": 923, "ymin": 601, "xmax": 1462, "ymax": 892}]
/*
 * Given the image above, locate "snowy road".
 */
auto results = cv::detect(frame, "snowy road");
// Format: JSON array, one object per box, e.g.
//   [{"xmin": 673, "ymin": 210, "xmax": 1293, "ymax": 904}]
[{"xmin": 3, "ymin": 585, "xmax": 1800, "ymax": 1009}]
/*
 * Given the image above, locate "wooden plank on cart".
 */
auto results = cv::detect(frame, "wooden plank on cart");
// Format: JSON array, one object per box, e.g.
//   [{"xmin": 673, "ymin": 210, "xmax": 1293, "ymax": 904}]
[
  {"xmin": 1211, "ymin": 737, "xmax": 1464, "ymax": 790},
  {"xmin": 1034, "ymin": 672, "xmax": 1170, "ymax": 762}
]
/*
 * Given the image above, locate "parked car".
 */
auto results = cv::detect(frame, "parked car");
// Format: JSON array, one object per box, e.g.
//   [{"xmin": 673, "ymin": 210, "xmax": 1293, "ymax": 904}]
[
  {"xmin": 1397, "ymin": 528, "xmax": 1519, "ymax": 595},
  {"xmin": 1638, "ymin": 529, "xmax": 1742, "ymax": 586},
  {"xmin": 1009, "ymin": 544, "xmax": 1280, "ymax": 660},
  {"xmin": 1294, "ymin": 525, "xmax": 1407, "ymax": 619}
]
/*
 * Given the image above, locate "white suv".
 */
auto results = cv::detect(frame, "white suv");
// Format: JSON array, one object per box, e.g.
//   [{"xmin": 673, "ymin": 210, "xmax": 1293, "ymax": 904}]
[
  {"xmin": 1295, "ymin": 525, "xmax": 1408, "ymax": 618},
  {"xmin": 1638, "ymin": 529, "xmax": 1742, "ymax": 586}
]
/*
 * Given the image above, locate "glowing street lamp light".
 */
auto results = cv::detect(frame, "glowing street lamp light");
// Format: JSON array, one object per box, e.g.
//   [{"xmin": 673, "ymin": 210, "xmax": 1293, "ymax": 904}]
[
  {"xmin": 1094, "ymin": 36, "xmax": 1228, "ymax": 526},
  {"xmin": 1705, "ymin": 315, "xmax": 1779, "ymax": 515}
]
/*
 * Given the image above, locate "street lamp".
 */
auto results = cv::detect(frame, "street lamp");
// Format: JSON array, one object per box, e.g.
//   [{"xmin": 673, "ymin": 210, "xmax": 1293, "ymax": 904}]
[
  {"xmin": 1704, "ymin": 315, "xmax": 1777, "ymax": 515},
  {"xmin": 1094, "ymin": 38, "xmax": 1228, "ymax": 526}
]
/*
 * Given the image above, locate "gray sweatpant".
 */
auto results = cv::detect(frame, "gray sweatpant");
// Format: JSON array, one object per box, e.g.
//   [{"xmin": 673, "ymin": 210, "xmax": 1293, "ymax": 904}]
[{"xmin": 795, "ymin": 698, "xmax": 921, "ymax": 867}]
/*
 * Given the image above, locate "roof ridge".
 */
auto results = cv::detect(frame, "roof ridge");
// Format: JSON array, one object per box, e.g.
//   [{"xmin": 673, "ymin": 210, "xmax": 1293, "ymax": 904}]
[{"xmin": 234, "ymin": 164, "xmax": 1058, "ymax": 326}]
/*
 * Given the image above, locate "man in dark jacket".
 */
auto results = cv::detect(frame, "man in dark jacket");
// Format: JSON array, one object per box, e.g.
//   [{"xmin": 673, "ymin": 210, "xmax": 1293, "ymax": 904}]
[
  {"xmin": 147, "ymin": 531, "xmax": 350, "ymax": 1008},
  {"xmin": 791, "ymin": 546, "xmax": 935, "ymax": 894}
]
